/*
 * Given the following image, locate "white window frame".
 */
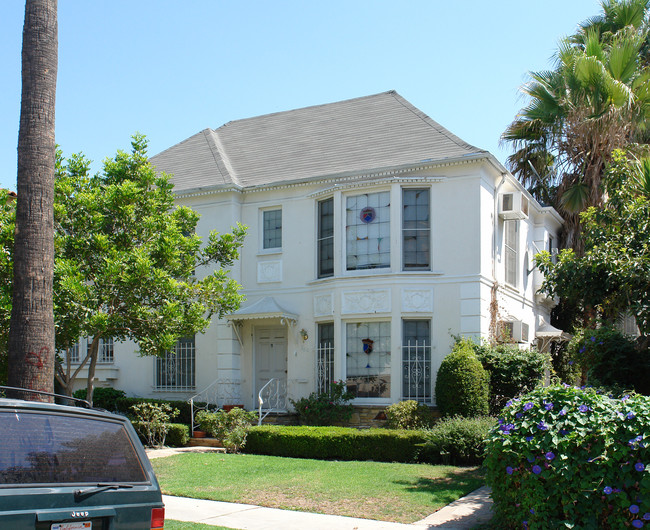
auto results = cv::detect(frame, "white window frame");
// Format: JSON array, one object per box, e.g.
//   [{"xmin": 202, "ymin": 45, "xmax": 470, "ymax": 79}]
[
  {"xmin": 154, "ymin": 336, "xmax": 196, "ymax": 391},
  {"xmin": 402, "ymin": 188, "xmax": 431, "ymax": 271},
  {"xmin": 504, "ymin": 220, "xmax": 518, "ymax": 288},
  {"xmin": 261, "ymin": 208, "xmax": 282, "ymax": 252}
]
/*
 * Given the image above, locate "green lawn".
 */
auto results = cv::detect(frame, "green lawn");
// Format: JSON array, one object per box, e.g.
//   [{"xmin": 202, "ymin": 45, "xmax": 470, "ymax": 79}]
[
  {"xmin": 165, "ymin": 521, "xmax": 239, "ymax": 530},
  {"xmin": 152, "ymin": 453, "xmax": 484, "ymax": 524}
]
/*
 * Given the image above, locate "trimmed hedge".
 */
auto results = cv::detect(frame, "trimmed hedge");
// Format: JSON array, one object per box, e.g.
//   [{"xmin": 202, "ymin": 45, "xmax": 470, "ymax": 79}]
[
  {"xmin": 166, "ymin": 423, "xmax": 190, "ymax": 447},
  {"xmin": 245, "ymin": 425, "xmax": 426, "ymax": 463}
]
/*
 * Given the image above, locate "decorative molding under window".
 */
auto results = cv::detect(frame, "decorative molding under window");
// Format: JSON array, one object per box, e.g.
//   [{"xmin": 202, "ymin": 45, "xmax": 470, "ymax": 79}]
[
  {"xmin": 314, "ymin": 294, "xmax": 334, "ymax": 317},
  {"xmin": 342, "ymin": 289, "xmax": 391, "ymax": 314},
  {"xmin": 401, "ymin": 289, "xmax": 433, "ymax": 313},
  {"xmin": 258, "ymin": 260, "xmax": 282, "ymax": 283}
]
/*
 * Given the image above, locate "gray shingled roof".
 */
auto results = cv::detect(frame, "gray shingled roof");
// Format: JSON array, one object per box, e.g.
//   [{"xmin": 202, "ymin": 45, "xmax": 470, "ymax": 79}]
[{"xmin": 150, "ymin": 91, "xmax": 487, "ymax": 192}]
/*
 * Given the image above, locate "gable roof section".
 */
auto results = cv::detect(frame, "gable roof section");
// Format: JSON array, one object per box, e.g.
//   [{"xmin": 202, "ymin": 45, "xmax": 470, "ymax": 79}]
[{"xmin": 151, "ymin": 91, "xmax": 487, "ymax": 192}]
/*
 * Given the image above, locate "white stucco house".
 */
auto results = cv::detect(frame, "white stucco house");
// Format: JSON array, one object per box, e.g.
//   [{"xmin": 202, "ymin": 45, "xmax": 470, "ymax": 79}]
[{"xmin": 73, "ymin": 91, "xmax": 562, "ymax": 412}]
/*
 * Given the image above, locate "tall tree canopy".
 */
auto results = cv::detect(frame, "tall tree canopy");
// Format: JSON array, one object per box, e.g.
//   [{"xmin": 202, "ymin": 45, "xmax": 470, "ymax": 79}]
[
  {"xmin": 1, "ymin": 135, "xmax": 246, "ymax": 404},
  {"xmin": 502, "ymin": 0, "xmax": 650, "ymax": 251},
  {"xmin": 536, "ymin": 149, "xmax": 650, "ymax": 344},
  {"xmin": 9, "ymin": 0, "xmax": 58, "ymax": 399}
]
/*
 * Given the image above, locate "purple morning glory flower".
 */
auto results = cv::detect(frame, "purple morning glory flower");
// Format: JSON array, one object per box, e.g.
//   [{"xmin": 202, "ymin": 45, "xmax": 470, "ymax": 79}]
[
  {"xmin": 559, "ymin": 429, "xmax": 569, "ymax": 436},
  {"xmin": 579, "ymin": 347, "xmax": 585, "ymax": 353},
  {"xmin": 530, "ymin": 508, "xmax": 535, "ymax": 514},
  {"xmin": 603, "ymin": 486, "xmax": 612, "ymax": 495},
  {"xmin": 590, "ymin": 336, "xmax": 596, "ymax": 342},
  {"xmin": 631, "ymin": 505, "xmax": 640, "ymax": 514},
  {"xmin": 632, "ymin": 520, "xmax": 644, "ymax": 528},
  {"xmin": 635, "ymin": 463, "xmax": 645, "ymax": 472},
  {"xmin": 527, "ymin": 456, "xmax": 535, "ymax": 463},
  {"xmin": 537, "ymin": 421, "xmax": 548, "ymax": 431},
  {"xmin": 644, "ymin": 513, "xmax": 650, "ymax": 521},
  {"xmin": 622, "ymin": 395, "xmax": 630, "ymax": 401},
  {"xmin": 532, "ymin": 465, "xmax": 542, "ymax": 474},
  {"xmin": 559, "ymin": 408, "xmax": 567, "ymax": 416},
  {"xmin": 568, "ymin": 360, "xmax": 574, "ymax": 365},
  {"xmin": 579, "ymin": 405, "xmax": 589, "ymax": 413},
  {"xmin": 544, "ymin": 402, "xmax": 553, "ymax": 410},
  {"xmin": 516, "ymin": 412, "xmax": 523, "ymax": 419},
  {"xmin": 526, "ymin": 436, "xmax": 534, "ymax": 442},
  {"xmin": 498, "ymin": 418, "xmax": 504, "ymax": 425},
  {"xmin": 506, "ymin": 466, "xmax": 514, "ymax": 475},
  {"xmin": 524, "ymin": 402, "xmax": 534, "ymax": 411},
  {"xmin": 545, "ymin": 452, "xmax": 555, "ymax": 461},
  {"xmin": 627, "ymin": 411, "xmax": 636, "ymax": 419}
]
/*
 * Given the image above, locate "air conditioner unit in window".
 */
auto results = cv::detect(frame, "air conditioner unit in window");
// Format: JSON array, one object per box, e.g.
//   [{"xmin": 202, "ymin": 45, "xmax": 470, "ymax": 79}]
[
  {"xmin": 499, "ymin": 192, "xmax": 529, "ymax": 220},
  {"xmin": 498, "ymin": 320, "xmax": 530, "ymax": 343}
]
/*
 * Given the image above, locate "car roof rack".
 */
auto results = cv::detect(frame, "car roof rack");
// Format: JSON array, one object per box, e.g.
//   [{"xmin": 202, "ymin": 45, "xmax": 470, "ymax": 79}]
[{"xmin": 0, "ymin": 385, "xmax": 92, "ymax": 408}]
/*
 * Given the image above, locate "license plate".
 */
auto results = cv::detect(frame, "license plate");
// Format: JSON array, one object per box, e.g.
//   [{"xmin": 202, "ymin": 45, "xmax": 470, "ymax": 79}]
[{"xmin": 51, "ymin": 523, "xmax": 91, "ymax": 530}]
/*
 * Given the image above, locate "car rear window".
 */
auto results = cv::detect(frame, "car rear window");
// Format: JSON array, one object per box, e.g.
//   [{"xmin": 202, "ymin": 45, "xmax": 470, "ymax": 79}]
[{"xmin": 0, "ymin": 410, "xmax": 148, "ymax": 485}]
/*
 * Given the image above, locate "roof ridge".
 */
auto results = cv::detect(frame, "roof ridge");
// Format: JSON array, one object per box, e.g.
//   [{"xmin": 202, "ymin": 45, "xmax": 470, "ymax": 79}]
[{"xmin": 216, "ymin": 90, "xmax": 397, "ymax": 131}]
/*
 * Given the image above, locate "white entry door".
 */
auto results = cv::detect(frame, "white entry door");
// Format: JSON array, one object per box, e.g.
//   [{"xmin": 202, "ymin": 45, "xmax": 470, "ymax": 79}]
[{"xmin": 255, "ymin": 327, "xmax": 287, "ymax": 399}]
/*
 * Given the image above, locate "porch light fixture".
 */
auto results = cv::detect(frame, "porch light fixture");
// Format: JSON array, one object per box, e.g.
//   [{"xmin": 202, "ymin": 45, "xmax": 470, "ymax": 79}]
[{"xmin": 300, "ymin": 329, "xmax": 308, "ymax": 341}]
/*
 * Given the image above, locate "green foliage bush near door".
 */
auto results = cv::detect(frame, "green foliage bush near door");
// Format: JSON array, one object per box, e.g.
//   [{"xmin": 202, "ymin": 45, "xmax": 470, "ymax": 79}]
[
  {"xmin": 195, "ymin": 407, "xmax": 257, "ymax": 453},
  {"xmin": 290, "ymin": 380, "xmax": 354, "ymax": 425},
  {"xmin": 435, "ymin": 339, "xmax": 489, "ymax": 418},
  {"xmin": 485, "ymin": 385, "xmax": 650, "ymax": 528}
]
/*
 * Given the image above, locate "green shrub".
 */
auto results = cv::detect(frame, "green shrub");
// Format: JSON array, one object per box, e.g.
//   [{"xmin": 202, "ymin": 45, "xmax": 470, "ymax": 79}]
[
  {"xmin": 568, "ymin": 326, "xmax": 650, "ymax": 394},
  {"xmin": 73, "ymin": 387, "xmax": 126, "ymax": 411},
  {"xmin": 420, "ymin": 416, "xmax": 496, "ymax": 466},
  {"xmin": 385, "ymin": 400, "xmax": 433, "ymax": 429},
  {"xmin": 473, "ymin": 342, "xmax": 549, "ymax": 414},
  {"xmin": 290, "ymin": 380, "xmax": 354, "ymax": 425},
  {"xmin": 195, "ymin": 407, "xmax": 257, "ymax": 453},
  {"xmin": 435, "ymin": 339, "xmax": 489, "ymax": 418},
  {"xmin": 246, "ymin": 425, "xmax": 426, "ymax": 463},
  {"xmin": 485, "ymin": 385, "xmax": 650, "ymax": 528},
  {"xmin": 166, "ymin": 423, "xmax": 190, "ymax": 447},
  {"xmin": 115, "ymin": 397, "xmax": 199, "ymax": 425},
  {"xmin": 130, "ymin": 402, "xmax": 179, "ymax": 448}
]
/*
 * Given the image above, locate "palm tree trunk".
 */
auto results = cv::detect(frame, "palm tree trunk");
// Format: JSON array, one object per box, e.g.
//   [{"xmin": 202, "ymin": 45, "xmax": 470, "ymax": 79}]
[{"xmin": 8, "ymin": 0, "xmax": 57, "ymax": 401}]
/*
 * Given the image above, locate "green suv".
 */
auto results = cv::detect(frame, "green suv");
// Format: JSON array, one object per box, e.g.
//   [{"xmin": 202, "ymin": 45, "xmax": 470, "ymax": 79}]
[{"xmin": 0, "ymin": 387, "xmax": 164, "ymax": 529}]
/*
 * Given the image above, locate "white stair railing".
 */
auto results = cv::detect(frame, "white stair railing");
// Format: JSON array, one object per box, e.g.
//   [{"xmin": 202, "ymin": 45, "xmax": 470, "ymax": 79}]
[
  {"xmin": 257, "ymin": 378, "xmax": 287, "ymax": 425},
  {"xmin": 189, "ymin": 378, "xmax": 241, "ymax": 432}
]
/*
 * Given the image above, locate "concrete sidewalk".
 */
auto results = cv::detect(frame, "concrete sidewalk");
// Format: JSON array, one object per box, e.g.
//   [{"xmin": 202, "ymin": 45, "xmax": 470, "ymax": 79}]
[{"xmin": 147, "ymin": 447, "xmax": 493, "ymax": 529}]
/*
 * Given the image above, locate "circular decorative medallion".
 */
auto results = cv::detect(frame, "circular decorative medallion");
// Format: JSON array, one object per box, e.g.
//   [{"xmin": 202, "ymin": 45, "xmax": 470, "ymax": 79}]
[{"xmin": 360, "ymin": 207, "xmax": 376, "ymax": 223}]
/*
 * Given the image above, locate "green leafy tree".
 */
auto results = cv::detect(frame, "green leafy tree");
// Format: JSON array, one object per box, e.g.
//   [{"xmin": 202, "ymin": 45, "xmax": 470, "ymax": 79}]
[
  {"xmin": 1, "ymin": 135, "xmax": 246, "ymax": 405},
  {"xmin": 536, "ymin": 149, "xmax": 650, "ymax": 344}
]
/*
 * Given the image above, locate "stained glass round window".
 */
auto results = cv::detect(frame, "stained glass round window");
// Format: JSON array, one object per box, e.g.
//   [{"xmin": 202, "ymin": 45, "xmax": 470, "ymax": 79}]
[{"xmin": 360, "ymin": 207, "xmax": 376, "ymax": 223}]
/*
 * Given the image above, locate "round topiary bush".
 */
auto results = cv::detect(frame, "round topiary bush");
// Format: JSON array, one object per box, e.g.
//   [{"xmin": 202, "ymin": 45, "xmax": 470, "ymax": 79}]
[
  {"xmin": 435, "ymin": 338, "xmax": 489, "ymax": 418},
  {"xmin": 485, "ymin": 385, "xmax": 650, "ymax": 528}
]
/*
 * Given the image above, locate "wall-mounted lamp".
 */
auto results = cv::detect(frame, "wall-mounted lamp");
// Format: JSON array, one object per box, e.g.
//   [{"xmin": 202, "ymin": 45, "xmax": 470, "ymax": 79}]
[{"xmin": 299, "ymin": 329, "xmax": 308, "ymax": 341}]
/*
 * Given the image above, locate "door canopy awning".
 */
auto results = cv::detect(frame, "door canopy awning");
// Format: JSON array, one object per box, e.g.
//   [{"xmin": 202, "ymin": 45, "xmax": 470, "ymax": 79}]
[
  {"xmin": 226, "ymin": 296, "xmax": 298, "ymax": 325},
  {"xmin": 535, "ymin": 321, "xmax": 571, "ymax": 353}
]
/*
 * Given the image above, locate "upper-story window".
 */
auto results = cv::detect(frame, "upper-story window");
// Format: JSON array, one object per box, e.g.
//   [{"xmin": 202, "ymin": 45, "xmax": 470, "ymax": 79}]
[
  {"xmin": 346, "ymin": 191, "xmax": 390, "ymax": 271},
  {"xmin": 318, "ymin": 198, "xmax": 334, "ymax": 278},
  {"xmin": 504, "ymin": 220, "xmax": 518, "ymax": 288},
  {"xmin": 402, "ymin": 188, "xmax": 430, "ymax": 270},
  {"xmin": 263, "ymin": 209, "xmax": 282, "ymax": 250}
]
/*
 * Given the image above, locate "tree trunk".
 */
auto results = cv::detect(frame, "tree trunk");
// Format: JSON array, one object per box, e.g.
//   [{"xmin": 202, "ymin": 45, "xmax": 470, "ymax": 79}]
[
  {"xmin": 85, "ymin": 336, "xmax": 100, "ymax": 407},
  {"xmin": 8, "ymin": 0, "xmax": 58, "ymax": 401}
]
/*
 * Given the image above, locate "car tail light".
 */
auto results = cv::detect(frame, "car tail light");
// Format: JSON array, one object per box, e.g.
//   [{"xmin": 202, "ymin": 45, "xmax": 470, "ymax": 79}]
[{"xmin": 151, "ymin": 507, "xmax": 165, "ymax": 529}]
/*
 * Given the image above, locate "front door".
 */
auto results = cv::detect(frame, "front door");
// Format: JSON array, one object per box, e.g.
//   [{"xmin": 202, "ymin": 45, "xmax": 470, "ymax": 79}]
[{"xmin": 255, "ymin": 327, "xmax": 287, "ymax": 402}]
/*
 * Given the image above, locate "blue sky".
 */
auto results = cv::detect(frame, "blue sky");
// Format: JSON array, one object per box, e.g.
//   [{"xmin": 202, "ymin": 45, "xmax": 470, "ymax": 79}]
[{"xmin": 0, "ymin": 0, "xmax": 602, "ymax": 191}]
